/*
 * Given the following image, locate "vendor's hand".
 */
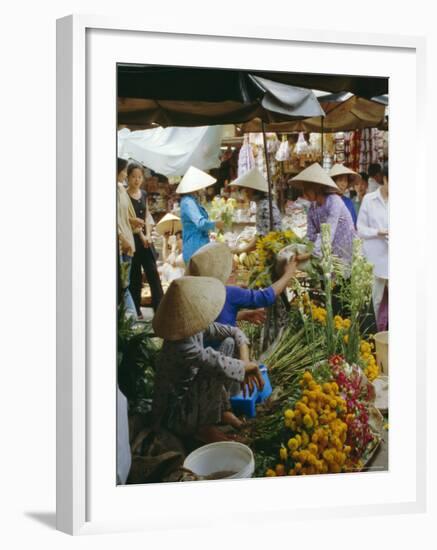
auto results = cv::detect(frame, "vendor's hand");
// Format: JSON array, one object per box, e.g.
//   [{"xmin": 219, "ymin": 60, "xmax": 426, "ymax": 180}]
[
  {"xmin": 378, "ymin": 229, "xmax": 389, "ymax": 237},
  {"xmin": 239, "ymin": 309, "xmax": 266, "ymax": 325},
  {"xmin": 130, "ymin": 217, "xmax": 145, "ymax": 229},
  {"xmin": 284, "ymin": 257, "xmax": 298, "ymax": 278},
  {"xmin": 241, "ymin": 362, "xmax": 264, "ymax": 397},
  {"xmin": 141, "ymin": 235, "xmax": 150, "ymax": 248},
  {"xmin": 214, "ymin": 220, "xmax": 225, "ymax": 231},
  {"xmin": 119, "ymin": 235, "xmax": 133, "ymax": 255},
  {"xmin": 296, "ymin": 252, "xmax": 311, "ymax": 262}
]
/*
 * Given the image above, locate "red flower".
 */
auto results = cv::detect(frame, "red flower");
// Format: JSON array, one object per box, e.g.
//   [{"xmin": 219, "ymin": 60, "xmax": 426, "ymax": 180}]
[{"xmin": 329, "ymin": 354, "xmax": 344, "ymax": 366}]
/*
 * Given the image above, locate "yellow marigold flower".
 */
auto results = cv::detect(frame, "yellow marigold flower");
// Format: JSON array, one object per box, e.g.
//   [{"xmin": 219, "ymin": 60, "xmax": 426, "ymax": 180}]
[
  {"xmin": 303, "ymin": 414, "xmax": 313, "ymax": 429},
  {"xmin": 295, "ymin": 462, "xmax": 302, "ymax": 472},
  {"xmin": 342, "ymin": 319, "xmax": 351, "ymax": 329},
  {"xmin": 279, "ymin": 447, "xmax": 288, "ymax": 461},
  {"xmin": 275, "ymin": 464, "xmax": 285, "ymax": 476},
  {"xmin": 303, "ymin": 371, "xmax": 313, "ymax": 382},
  {"xmin": 287, "ymin": 438, "xmax": 298, "ymax": 451},
  {"xmin": 308, "ymin": 443, "xmax": 318, "ymax": 455},
  {"xmin": 266, "ymin": 468, "xmax": 276, "ymax": 477},
  {"xmin": 343, "ymin": 334, "xmax": 349, "ymax": 343},
  {"xmin": 301, "ymin": 432, "xmax": 310, "ymax": 447},
  {"xmin": 288, "ymin": 469, "xmax": 296, "ymax": 476},
  {"xmin": 323, "ymin": 449, "xmax": 333, "ymax": 462},
  {"xmin": 284, "ymin": 409, "xmax": 294, "ymax": 420}
]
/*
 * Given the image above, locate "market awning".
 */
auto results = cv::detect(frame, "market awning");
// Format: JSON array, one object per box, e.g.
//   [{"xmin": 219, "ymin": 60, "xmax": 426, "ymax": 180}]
[
  {"xmin": 118, "ymin": 75, "xmax": 324, "ymax": 128},
  {"xmin": 240, "ymin": 95, "xmax": 386, "ymax": 133},
  {"xmin": 117, "ymin": 65, "xmax": 388, "ymax": 102}
]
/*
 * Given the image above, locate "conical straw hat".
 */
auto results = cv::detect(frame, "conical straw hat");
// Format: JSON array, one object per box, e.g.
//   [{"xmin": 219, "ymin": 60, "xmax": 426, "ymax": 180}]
[
  {"xmin": 155, "ymin": 213, "xmax": 182, "ymax": 236},
  {"xmin": 290, "ymin": 162, "xmax": 339, "ymax": 191},
  {"xmin": 152, "ymin": 276, "xmax": 226, "ymax": 340},
  {"xmin": 329, "ymin": 163, "xmax": 358, "ymax": 178},
  {"xmin": 176, "ymin": 166, "xmax": 217, "ymax": 194},
  {"xmin": 186, "ymin": 242, "xmax": 233, "ymax": 283},
  {"xmin": 229, "ymin": 168, "xmax": 269, "ymax": 193}
]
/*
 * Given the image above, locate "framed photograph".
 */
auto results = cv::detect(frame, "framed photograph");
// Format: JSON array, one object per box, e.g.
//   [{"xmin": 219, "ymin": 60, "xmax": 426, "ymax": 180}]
[{"xmin": 56, "ymin": 15, "xmax": 427, "ymax": 535}]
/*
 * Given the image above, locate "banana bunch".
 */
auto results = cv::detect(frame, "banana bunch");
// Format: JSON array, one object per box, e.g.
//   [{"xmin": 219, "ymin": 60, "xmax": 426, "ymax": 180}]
[{"xmin": 234, "ymin": 252, "xmax": 258, "ymax": 269}]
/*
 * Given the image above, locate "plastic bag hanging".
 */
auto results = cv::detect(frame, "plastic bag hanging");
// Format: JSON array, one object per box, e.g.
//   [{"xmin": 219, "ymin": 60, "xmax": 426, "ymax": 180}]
[
  {"xmin": 275, "ymin": 135, "xmax": 291, "ymax": 161},
  {"xmin": 237, "ymin": 134, "xmax": 255, "ymax": 177},
  {"xmin": 295, "ymin": 132, "xmax": 309, "ymax": 156}
]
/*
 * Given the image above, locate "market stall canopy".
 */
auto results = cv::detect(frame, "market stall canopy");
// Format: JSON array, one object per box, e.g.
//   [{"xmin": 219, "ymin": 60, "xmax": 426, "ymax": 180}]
[
  {"xmin": 118, "ymin": 73, "xmax": 324, "ymax": 128},
  {"xmin": 240, "ymin": 95, "xmax": 386, "ymax": 133},
  {"xmin": 117, "ymin": 65, "xmax": 388, "ymax": 102},
  {"xmin": 118, "ymin": 125, "xmax": 223, "ymax": 177}
]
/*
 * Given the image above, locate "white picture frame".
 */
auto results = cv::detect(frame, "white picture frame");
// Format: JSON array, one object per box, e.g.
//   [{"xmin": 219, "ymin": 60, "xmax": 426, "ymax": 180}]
[{"xmin": 56, "ymin": 14, "xmax": 427, "ymax": 535}]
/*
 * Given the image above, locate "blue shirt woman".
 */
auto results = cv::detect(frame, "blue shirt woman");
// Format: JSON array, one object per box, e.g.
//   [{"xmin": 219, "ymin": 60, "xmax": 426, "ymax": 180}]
[
  {"xmin": 180, "ymin": 194, "xmax": 216, "ymax": 263},
  {"xmin": 216, "ymin": 285, "xmax": 276, "ymax": 326}
]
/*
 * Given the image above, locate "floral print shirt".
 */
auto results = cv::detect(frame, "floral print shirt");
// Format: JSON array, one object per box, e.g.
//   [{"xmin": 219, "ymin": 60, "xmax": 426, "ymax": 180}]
[
  {"xmin": 256, "ymin": 198, "xmax": 282, "ymax": 236},
  {"xmin": 307, "ymin": 194, "xmax": 356, "ymax": 265}
]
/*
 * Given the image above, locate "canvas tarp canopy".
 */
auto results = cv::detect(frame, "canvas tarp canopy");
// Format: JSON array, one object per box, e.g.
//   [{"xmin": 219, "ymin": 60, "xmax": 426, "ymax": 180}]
[
  {"xmin": 118, "ymin": 74, "xmax": 325, "ymax": 128},
  {"xmin": 241, "ymin": 95, "xmax": 386, "ymax": 133},
  {"xmin": 118, "ymin": 125, "xmax": 224, "ymax": 177},
  {"xmin": 117, "ymin": 65, "xmax": 388, "ymax": 103}
]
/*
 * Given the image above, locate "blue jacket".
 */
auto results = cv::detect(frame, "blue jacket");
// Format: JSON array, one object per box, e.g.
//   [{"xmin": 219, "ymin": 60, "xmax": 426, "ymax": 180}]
[{"xmin": 180, "ymin": 194, "xmax": 215, "ymax": 263}]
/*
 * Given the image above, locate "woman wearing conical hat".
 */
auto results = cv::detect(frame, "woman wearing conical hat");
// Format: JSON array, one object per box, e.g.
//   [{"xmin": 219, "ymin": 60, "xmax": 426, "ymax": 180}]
[
  {"xmin": 228, "ymin": 168, "xmax": 282, "ymax": 254},
  {"xmin": 152, "ymin": 276, "xmax": 264, "ymax": 443},
  {"xmin": 329, "ymin": 163, "xmax": 359, "ymax": 227},
  {"xmin": 187, "ymin": 241, "xmax": 302, "ymax": 328},
  {"xmin": 290, "ymin": 163, "xmax": 356, "ymax": 265},
  {"xmin": 176, "ymin": 166, "xmax": 225, "ymax": 263}
]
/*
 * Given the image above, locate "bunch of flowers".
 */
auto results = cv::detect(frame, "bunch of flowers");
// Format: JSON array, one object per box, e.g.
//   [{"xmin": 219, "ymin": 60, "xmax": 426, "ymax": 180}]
[
  {"xmin": 249, "ymin": 230, "xmax": 302, "ymax": 287},
  {"xmin": 207, "ymin": 196, "xmax": 236, "ymax": 231},
  {"xmin": 345, "ymin": 239, "xmax": 374, "ymax": 364},
  {"xmin": 360, "ymin": 340, "xmax": 380, "ymax": 382},
  {"xmin": 328, "ymin": 355, "xmax": 377, "ymax": 463},
  {"xmin": 311, "ymin": 303, "xmax": 327, "ymax": 324},
  {"xmin": 266, "ymin": 371, "xmax": 352, "ymax": 476}
]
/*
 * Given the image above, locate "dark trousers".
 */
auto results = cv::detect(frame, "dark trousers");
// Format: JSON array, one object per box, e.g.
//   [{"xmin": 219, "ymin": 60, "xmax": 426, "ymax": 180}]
[{"xmin": 129, "ymin": 247, "xmax": 163, "ymax": 314}]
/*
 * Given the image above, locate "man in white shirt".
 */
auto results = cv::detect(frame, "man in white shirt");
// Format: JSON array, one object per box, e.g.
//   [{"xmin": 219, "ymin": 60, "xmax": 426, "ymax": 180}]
[
  {"xmin": 357, "ymin": 162, "xmax": 389, "ymax": 322},
  {"xmin": 367, "ymin": 163, "xmax": 383, "ymax": 194}
]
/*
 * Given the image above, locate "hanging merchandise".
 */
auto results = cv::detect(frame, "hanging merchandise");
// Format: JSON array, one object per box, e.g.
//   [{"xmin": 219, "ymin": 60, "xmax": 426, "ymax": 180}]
[
  {"xmin": 238, "ymin": 135, "xmax": 256, "ymax": 177},
  {"xmin": 334, "ymin": 132, "xmax": 346, "ymax": 164},
  {"xmin": 322, "ymin": 152, "xmax": 333, "ymax": 171},
  {"xmin": 267, "ymin": 133, "xmax": 280, "ymax": 155},
  {"xmin": 308, "ymin": 133, "xmax": 322, "ymax": 161},
  {"xmin": 275, "ymin": 135, "xmax": 291, "ymax": 162},
  {"xmin": 383, "ymin": 131, "xmax": 389, "ymax": 159},
  {"xmin": 295, "ymin": 132, "xmax": 309, "ymax": 156},
  {"xmin": 248, "ymin": 132, "xmax": 280, "ymax": 180}
]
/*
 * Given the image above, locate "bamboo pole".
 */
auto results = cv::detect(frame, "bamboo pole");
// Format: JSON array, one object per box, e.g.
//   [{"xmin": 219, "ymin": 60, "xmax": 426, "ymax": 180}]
[{"xmin": 261, "ymin": 120, "xmax": 274, "ymax": 230}]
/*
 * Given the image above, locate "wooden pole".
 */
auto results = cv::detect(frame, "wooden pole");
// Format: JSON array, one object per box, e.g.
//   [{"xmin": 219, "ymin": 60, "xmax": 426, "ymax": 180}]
[
  {"xmin": 261, "ymin": 120, "xmax": 274, "ymax": 230},
  {"xmin": 321, "ymin": 116, "xmax": 324, "ymax": 164}
]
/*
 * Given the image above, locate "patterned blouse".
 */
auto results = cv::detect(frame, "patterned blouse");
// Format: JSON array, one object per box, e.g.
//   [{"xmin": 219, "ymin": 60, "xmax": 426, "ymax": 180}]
[
  {"xmin": 152, "ymin": 323, "xmax": 248, "ymax": 432},
  {"xmin": 256, "ymin": 197, "xmax": 282, "ymax": 236},
  {"xmin": 307, "ymin": 193, "xmax": 356, "ymax": 265}
]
